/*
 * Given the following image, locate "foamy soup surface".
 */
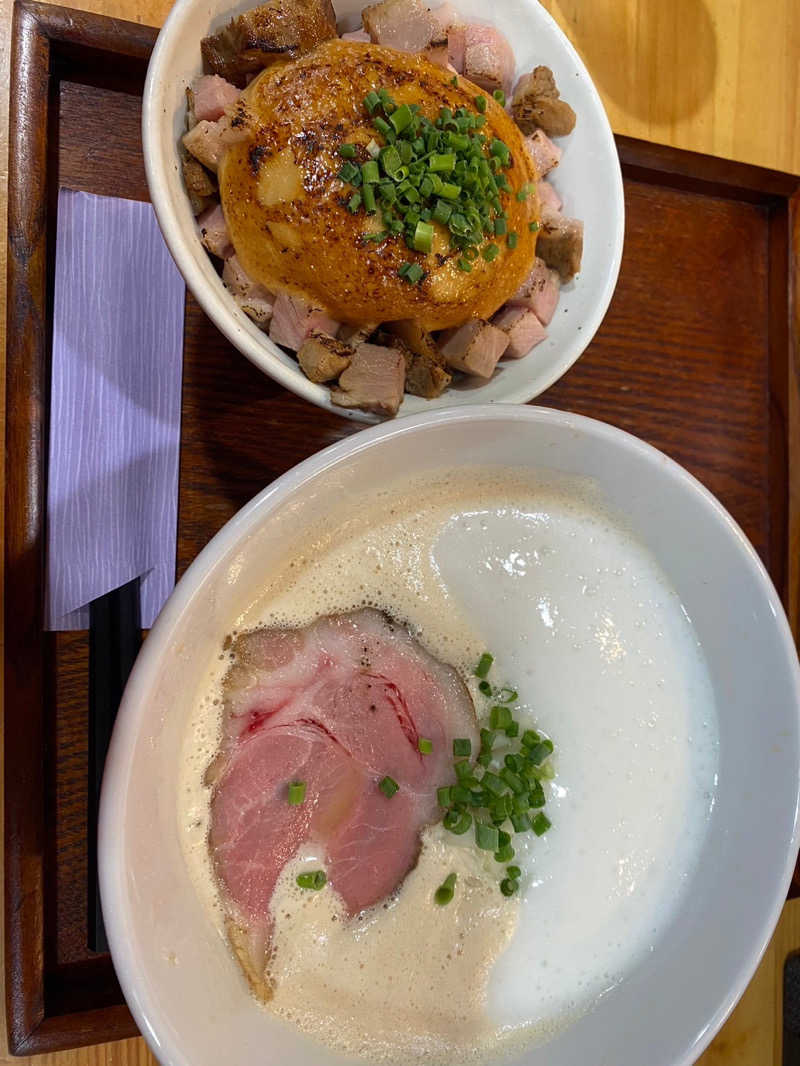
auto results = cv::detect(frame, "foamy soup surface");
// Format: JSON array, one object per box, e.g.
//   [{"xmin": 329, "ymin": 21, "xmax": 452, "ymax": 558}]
[{"xmin": 179, "ymin": 469, "xmax": 718, "ymax": 1064}]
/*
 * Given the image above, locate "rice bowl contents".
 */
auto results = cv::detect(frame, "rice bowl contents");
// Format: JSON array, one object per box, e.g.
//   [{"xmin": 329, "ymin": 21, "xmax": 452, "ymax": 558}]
[
  {"xmin": 179, "ymin": 468, "xmax": 719, "ymax": 1064},
  {"xmin": 180, "ymin": 0, "xmax": 584, "ymax": 414}
]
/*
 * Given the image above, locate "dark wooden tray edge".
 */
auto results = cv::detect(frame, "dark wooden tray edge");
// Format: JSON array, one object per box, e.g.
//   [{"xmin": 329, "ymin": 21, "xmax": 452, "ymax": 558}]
[{"xmin": 4, "ymin": 0, "xmax": 799, "ymax": 1054}]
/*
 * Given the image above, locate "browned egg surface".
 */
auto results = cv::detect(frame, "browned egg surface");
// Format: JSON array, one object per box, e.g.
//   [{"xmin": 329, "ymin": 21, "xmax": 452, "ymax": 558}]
[{"xmin": 219, "ymin": 39, "xmax": 539, "ymax": 329}]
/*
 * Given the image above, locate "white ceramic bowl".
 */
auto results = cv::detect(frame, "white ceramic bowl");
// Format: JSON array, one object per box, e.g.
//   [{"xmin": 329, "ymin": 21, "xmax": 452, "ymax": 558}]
[
  {"xmin": 142, "ymin": 0, "xmax": 624, "ymax": 421},
  {"xmin": 100, "ymin": 405, "xmax": 800, "ymax": 1066}
]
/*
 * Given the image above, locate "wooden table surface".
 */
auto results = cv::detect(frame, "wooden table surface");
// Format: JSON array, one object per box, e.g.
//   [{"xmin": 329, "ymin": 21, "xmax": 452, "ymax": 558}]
[{"xmin": 1, "ymin": 0, "xmax": 799, "ymax": 1063}]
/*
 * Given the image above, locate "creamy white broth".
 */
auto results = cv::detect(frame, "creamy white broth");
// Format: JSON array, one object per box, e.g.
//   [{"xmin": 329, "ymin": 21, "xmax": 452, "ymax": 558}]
[{"xmin": 178, "ymin": 469, "xmax": 719, "ymax": 1063}]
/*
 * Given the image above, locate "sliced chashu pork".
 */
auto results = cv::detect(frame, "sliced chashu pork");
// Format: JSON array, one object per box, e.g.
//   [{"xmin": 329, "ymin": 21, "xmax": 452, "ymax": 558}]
[{"xmin": 208, "ymin": 609, "xmax": 477, "ymax": 994}]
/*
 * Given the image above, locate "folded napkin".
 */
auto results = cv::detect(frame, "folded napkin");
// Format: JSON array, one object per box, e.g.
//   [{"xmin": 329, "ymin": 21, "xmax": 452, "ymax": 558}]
[{"xmin": 45, "ymin": 189, "xmax": 186, "ymax": 631}]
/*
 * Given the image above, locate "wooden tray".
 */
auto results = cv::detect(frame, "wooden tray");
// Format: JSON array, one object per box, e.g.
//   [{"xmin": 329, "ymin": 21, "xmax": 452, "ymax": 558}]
[{"xmin": 5, "ymin": 0, "xmax": 800, "ymax": 1054}]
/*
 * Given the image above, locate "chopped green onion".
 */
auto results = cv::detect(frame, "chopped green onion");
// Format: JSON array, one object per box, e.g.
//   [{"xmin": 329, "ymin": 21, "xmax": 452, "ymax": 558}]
[
  {"xmin": 521, "ymin": 729, "xmax": 540, "ymax": 748},
  {"xmin": 363, "ymin": 91, "xmax": 380, "ymax": 113},
  {"xmin": 500, "ymin": 877, "xmax": 518, "ymax": 897},
  {"xmin": 494, "ymin": 843, "xmax": 515, "ymax": 864},
  {"xmin": 379, "ymin": 775, "xmax": 399, "ymax": 798},
  {"xmin": 494, "ymin": 217, "xmax": 507, "ymax": 236},
  {"xmin": 482, "ymin": 242, "xmax": 500, "ymax": 262},
  {"xmin": 475, "ymin": 653, "xmax": 494, "ymax": 679},
  {"xmin": 339, "ymin": 143, "xmax": 357, "ymax": 158},
  {"xmin": 339, "ymin": 161, "xmax": 359, "ymax": 183},
  {"xmin": 439, "ymin": 181, "xmax": 461, "ymax": 199},
  {"xmin": 429, "ymin": 152, "xmax": 456, "ymax": 172},
  {"xmin": 419, "ymin": 737, "xmax": 433, "ymax": 755},
  {"xmin": 287, "ymin": 780, "xmax": 306, "ymax": 805},
  {"xmin": 399, "ymin": 261, "xmax": 425, "ymax": 284},
  {"xmin": 529, "ymin": 220, "xmax": 540, "ymax": 232},
  {"xmin": 526, "ymin": 740, "xmax": 553, "ymax": 765},
  {"xmin": 505, "ymin": 720, "xmax": 519, "ymax": 738},
  {"xmin": 506, "ymin": 865, "xmax": 522, "ymax": 879},
  {"xmin": 532, "ymin": 812, "xmax": 551, "ymax": 836},
  {"xmin": 435, "ymin": 872, "xmax": 457, "ymax": 905},
  {"xmin": 475, "ymin": 822, "xmax": 500, "ymax": 851},
  {"xmin": 361, "ymin": 160, "xmax": 380, "ymax": 184},
  {"xmin": 510, "ymin": 811, "xmax": 531, "ymax": 833},
  {"xmin": 444, "ymin": 808, "xmax": 473, "ymax": 835},
  {"xmin": 412, "ymin": 220, "xmax": 434, "ymax": 253},
  {"xmin": 296, "ymin": 870, "xmax": 327, "ymax": 890},
  {"xmin": 474, "ymin": 95, "xmax": 487, "ymax": 113},
  {"xmin": 500, "ymin": 768, "xmax": 526, "ymax": 794},
  {"xmin": 362, "ymin": 183, "xmax": 377, "ymax": 212},
  {"xmin": 347, "ymin": 192, "xmax": 362, "ymax": 212},
  {"xmin": 490, "ymin": 705, "xmax": 512, "ymax": 730},
  {"xmin": 450, "ymin": 75, "xmax": 459, "ymax": 86},
  {"xmin": 507, "ymin": 231, "xmax": 518, "ymax": 249},
  {"xmin": 432, "ymin": 199, "xmax": 453, "ymax": 224},
  {"xmin": 529, "ymin": 781, "xmax": 546, "ymax": 808},
  {"xmin": 374, "ymin": 115, "xmax": 391, "ymax": 136},
  {"xmin": 492, "ymin": 88, "xmax": 506, "ymax": 106},
  {"xmin": 454, "ymin": 760, "xmax": 477, "ymax": 785},
  {"xmin": 437, "ymin": 785, "xmax": 453, "ymax": 807},
  {"xmin": 481, "ymin": 771, "xmax": 506, "ymax": 797},
  {"xmin": 390, "ymin": 103, "xmax": 413, "ymax": 133},
  {"xmin": 453, "ymin": 738, "xmax": 472, "ymax": 757},
  {"xmin": 452, "ymin": 784, "xmax": 472, "ymax": 805},
  {"xmin": 478, "ymin": 680, "xmax": 492, "ymax": 696}
]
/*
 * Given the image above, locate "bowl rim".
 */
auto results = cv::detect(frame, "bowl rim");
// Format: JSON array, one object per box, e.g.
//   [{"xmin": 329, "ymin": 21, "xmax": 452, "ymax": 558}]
[
  {"xmin": 141, "ymin": 0, "xmax": 625, "ymax": 422},
  {"xmin": 99, "ymin": 403, "xmax": 800, "ymax": 1066}
]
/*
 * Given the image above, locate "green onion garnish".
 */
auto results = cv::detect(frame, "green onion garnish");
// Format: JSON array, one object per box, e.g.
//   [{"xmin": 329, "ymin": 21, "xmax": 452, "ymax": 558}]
[
  {"xmin": 529, "ymin": 220, "xmax": 540, "ymax": 232},
  {"xmin": 474, "ymin": 95, "xmax": 487, "ymax": 113},
  {"xmin": 379, "ymin": 775, "xmax": 399, "ymax": 798},
  {"xmin": 505, "ymin": 720, "xmax": 519, "ymax": 738},
  {"xmin": 490, "ymin": 705, "xmax": 512, "ymax": 730},
  {"xmin": 296, "ymin": 870, "xmax": 327, "ymax": 890},
  {"xmin": 362, "ymin": 183, "xmax": 377, "ymax": 213},
  {"xmin": 493, "ymin": 89, "xmax": 506, "ymax": 106},
  {"xmin": 453, "ymin": 738, "xmax": 472, "ymax": 757},
  {"xmin": 339, "ymin": 143, "xmax": 357, "ymax": 158},
  {"xmin": 494, "ymin": 843, "xmax": 515, "ymax": 864},
  {"xmin": 347, "ymin": 192, "xmax": 362, "ymax": 213},
  {"xmin": 412, "ymin": 220, "xmax": 434, "ymax": 253},
  {"xmin": 478, "ymin": 680, "xmax": 492, "ymax": 696},
  {"xmin": 363, "ymin": 91, "xmax": 380, "ymax": 113},
  {"xmin": 419, "ymin": 737, "xmax": 433, "ymax": 755},
  {"xmin": 434, "ymin": 872, "xmax": 457, "ymax": 905},
  {"xmin": 437, "ymin": 785, "xmax": 453, "ymax": 807},
  {"xmin": 494, "ymin": 217, "xmax": 507, "ymax": 236},
  {"xmin": 444, "ymin": 809, "xmax": 472, "ymax": 835},
  {"xmin": 521, "ymin": 729, "xmax": 540, "ymax": 748},
  {"xmin": 500, "ymin": 877, "xmax": 518, "ymax": 897},
  {"xmin": 361, "ymin": 159, "xmax": 380, "ymax": 184},
  {"xmin": 482, "ymin": 242, "xmax": 500, "ymax": 262},
  {"xmin": 475, "ymin": 822, "xmax": 500, "ymax": 851},
  {"xmin": 475, "ymin": 653, "xmax": 494, "ymax": 679},
  {"xmin": 287, "ymin": 780, "xmax": 306, "ymax": 805},
  {"xmin": 532, "ymin": 812, "xmax": 551, "ymax": 836},
  {"xmin": 507, "ymin": 231, "xmax": 518, "ymax": 249},
  {"xmin": 506, "ymin": 865, "xmax": 521, "ymax": 879}
]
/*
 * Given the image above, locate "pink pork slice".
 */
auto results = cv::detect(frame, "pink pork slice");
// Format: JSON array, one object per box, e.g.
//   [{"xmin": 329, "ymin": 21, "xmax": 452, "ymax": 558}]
[
  {"xmin": 510, "ymin": 257, "xmax": 561, "ymax": 325},
  {"xmin": 269, "ymin": 291, "xmax": 340, "ymax": 350},
  {"xmin": 492, "ymin": 305, "xmax": 547, "ymax": 358},
  {"xmin": 209, "ymin": 609, "xmax": 477, "ymax": 927},
  {"xmin": 362, "ymin": 0, "xmax": 441, "ymax": 52},
  {"xmin": 191, "ymin": 74, "xmax": 240, "ymax": 122},
  {"xmin": 537, "ymin": 179, "xmax": 562, "ymax": 214},
  {"xmin": 525, "ymin": 129, "xmax": 562, "ymax": 177},
  {"xmin": 341, "ymin": 26, "xmax": 371, "ymax": 40},
  {"xmin": 330, "ymin": 342, "xmax": 406, "ymax": 417},
  {"xmin": 182, "ymin": 115, "xmax": 249, "ymax": 172},
  {"xmin": 198, "ymin": 203, "xmax": 233, "ymax": 259},
  {"xmin": 438, "ymin": 319, "xmax": 509, "ymax": 378},
  {"xmin": 462, "ymin": 23, "xmax": 515, "ymax": 96}
]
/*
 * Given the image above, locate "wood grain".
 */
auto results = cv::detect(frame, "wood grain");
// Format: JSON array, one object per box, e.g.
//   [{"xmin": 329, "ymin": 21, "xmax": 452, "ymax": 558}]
[{"xmin": 2, "ymin": 3, "xmax": 800, "ymax": 1066}]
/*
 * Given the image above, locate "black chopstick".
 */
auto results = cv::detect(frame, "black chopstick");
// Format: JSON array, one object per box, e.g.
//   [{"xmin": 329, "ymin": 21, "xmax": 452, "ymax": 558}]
[{"xmin": 88, "ymin": 576, "xmax": 142, "ymax": 953}]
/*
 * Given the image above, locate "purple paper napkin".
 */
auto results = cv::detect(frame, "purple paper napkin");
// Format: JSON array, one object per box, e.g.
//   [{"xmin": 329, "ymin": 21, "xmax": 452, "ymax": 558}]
[{"xmin": 45, "ymin": 189, "xmax": 186, "ymax": 631}]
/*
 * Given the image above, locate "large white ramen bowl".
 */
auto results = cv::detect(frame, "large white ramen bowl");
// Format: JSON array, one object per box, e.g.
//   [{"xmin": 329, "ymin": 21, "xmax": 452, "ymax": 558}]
[
  {"xmin": 100, "ymin": 405, "xmax": 800, "ymax": 1066},
  {"xmin": 142, "ymin": 0, "xmax": 624, "ymax": 421}
]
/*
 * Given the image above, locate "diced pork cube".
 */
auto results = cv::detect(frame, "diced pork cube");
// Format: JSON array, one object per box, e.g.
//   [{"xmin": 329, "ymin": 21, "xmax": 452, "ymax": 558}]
[
  {"xmin": 201, "ymin": 0, "xmax": 337, "ymax": 86},
  {"xmin": 384, "ymin": 319, "xmax": 443, "ymax": 364},
  {"xmin": 341, "ymin": 26, "xmax": 370, "ymax": 40},
  {"xmin": 437, "ymin": 319, "xmax": 509, "ymax": 378},
  {"xmin": 462, "ymin": 23, "xmax": 515, "ymax": 96},
  {"xmin": 510, "ymin": 257, "xmax": 560, "ymax": 325},
  {"xmin": 537, "ymin": 179, "xmax": 562, "ymax": 214},
  {"xmin": 430, "ymin": 1, "xmax": 459, "ymax": 34},
  {"xmin": 425, "ymin": 38, "xmax": 451, "ymax": 67},
  {"xmin": 182, "ymin": 153, "xmax": 217, "ymax": 215},
  {"xmin": 362, "ymin": 0, "xmax": 440, "ymax": 52},
  {"xmin": 492, "ymin": 306, "xmax": 547, "ymax": 358},
  {"xmin": 537, "ymin": 211, "xmax": 583, "ymax": 282},
  {"xmin": 223, "ymin": 255, "xmax": 275, "ymax": 328},
  {"xmin": 446, "ymin": 22, "xmax": 466, "ymax": 71},
  {"xmin": 525, "ymin": 129, "xmax": 562, "ymax": 177},
  {"xmin": 198, "ymin": 203, "xmax": 233, "ymax": 259},
  {"xmin": 297, "ymin": 331, "xmax": 353, "ymax": 382},
  {"xmin": 191, "ymin": 74, "xmax": 240, "ymax": 122},
  {"xmin": 182, "ymin": 114, "xmax": 249, "ymax": 173},
  {"xmin": 405, "ymin": 353, "xmax": 452, "ymax": 397},
  {"xmin": 269, "ymin": 292, "xmax": 340, "ymax": 350},
  {"xmin": 331, "ymin": 343, "xmax": 406, "ymax": 416},
  {"xmin": 511, "ymin": 66, "xmax": 576, "ymax": 136}
]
